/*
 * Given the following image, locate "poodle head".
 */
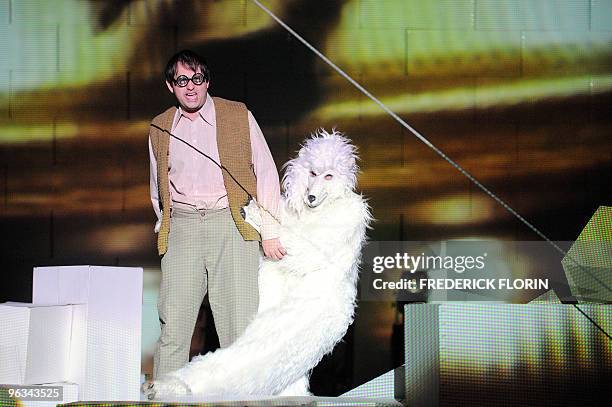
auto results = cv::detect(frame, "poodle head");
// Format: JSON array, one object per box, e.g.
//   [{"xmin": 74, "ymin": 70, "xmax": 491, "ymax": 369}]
[{"xmin": 282, "ymin": 129, "xmax": 359, "ymax": 213}]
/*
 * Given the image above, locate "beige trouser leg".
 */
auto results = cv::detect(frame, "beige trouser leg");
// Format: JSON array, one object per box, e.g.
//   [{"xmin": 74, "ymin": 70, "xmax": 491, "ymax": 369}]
[{"xmin": 153, "ymin": 206, "xmax": 260, "ymax": 379}]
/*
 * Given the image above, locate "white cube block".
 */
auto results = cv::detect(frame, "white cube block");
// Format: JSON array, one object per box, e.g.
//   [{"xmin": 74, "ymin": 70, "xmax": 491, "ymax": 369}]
[
  {"xmin": 0, "ymin": 303, "xmax": 73, "ymax": 385},
  {"xmin": 32, "ymin": 265, "xmax": 143, "ymax": 401}
]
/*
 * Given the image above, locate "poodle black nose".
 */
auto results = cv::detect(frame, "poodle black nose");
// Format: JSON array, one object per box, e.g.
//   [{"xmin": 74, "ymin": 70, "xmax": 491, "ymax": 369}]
[{"xmin": 308, "ymin": 195, "xmax": 316, "ymax": 203}]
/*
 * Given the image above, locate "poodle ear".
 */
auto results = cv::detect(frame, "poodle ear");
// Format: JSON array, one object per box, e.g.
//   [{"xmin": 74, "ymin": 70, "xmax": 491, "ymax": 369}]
[{"xmin": 282, "ymin": 158, "xmax": 309, "ymax": 213}]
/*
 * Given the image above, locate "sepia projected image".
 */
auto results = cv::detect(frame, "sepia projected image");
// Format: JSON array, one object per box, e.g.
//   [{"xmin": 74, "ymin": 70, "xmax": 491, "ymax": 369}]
[{"xmin": 0, "ymin": 0, "xmax": 611, "ymax": 395}]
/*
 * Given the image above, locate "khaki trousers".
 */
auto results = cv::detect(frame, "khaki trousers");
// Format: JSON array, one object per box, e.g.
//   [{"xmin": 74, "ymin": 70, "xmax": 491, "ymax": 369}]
[{"xmin": 153, "ymin": 206, "xmax": 260, "ymax": 378}]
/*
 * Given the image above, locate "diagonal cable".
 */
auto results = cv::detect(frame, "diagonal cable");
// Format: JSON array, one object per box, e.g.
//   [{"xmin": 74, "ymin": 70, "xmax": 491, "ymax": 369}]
[
  {"xmin": 249, "ymin": 0, "xmax": 611, "ymax": 337},
  {"xmin": 250, "ymin": 0, "xmax": 566, "ymax": 259}
]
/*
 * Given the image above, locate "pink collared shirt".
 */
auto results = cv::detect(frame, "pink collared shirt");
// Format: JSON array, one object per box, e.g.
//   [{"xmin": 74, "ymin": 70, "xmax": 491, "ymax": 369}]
[{"xmin": 149, "ymin": 95, "xmax": 280, "ymax": 240}]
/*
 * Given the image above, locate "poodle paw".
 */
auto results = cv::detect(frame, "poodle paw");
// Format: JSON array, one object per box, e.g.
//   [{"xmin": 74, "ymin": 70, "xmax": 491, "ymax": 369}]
[
  {"xmin": 241, "ymin": 198, "xmax": 262, "ymax": 233},
  {"xmin": 142, "ymin": 375, "xmax": 191, "ymax": 400}
]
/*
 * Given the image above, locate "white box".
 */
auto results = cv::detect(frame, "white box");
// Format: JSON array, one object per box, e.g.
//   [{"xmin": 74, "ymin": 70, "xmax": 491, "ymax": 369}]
[
  {"xmin": 32, "ymin": 265, "xmax": 143, "ymax": 401},
  {"xmin": 0, "ymin": 303, "xmax": 74, "ymax": 385},
  {"xmin": 404, "ymin": 304, "xmax": 612, "ymax": 406}
]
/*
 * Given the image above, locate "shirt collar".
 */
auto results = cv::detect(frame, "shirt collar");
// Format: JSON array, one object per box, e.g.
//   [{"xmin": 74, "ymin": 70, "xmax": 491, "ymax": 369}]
[{"xmin": 172, "ymin": 93, "xmax": 215, "ymax": 130}]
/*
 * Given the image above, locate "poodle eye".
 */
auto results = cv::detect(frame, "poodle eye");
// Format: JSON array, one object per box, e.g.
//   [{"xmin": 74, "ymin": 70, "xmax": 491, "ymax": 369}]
[
  {"xmin": 324, "ymin": 174, "xmax": 333, "ymax": 180},
  {"xmin": 310, "ymin": 171, "xmax": 317, "ymax": 177}
]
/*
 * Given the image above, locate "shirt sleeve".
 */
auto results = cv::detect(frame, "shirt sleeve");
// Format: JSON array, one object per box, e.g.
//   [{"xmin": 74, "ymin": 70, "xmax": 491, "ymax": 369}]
[
  {"xmin": 248, "ymin": 111, "xmax": 281, "ymax": 240},
  {"xmin": 149, "ymin": 135, "xmax": 162, "ymax": 233}
]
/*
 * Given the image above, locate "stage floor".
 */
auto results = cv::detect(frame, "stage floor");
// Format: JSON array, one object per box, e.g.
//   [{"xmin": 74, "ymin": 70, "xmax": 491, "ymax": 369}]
[{"xmin": 61, "ymin": 395, "xmax": 402, "ymax": 406}]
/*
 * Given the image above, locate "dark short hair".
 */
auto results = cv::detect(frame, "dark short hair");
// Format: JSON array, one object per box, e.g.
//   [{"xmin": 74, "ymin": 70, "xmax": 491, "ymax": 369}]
[{"xmin": 164, "ymin": 50, "xmax": 211, "ymax": 84}]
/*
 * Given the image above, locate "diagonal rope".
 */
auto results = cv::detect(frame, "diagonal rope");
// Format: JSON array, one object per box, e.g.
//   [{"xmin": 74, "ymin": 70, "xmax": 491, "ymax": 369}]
[
  {"xmin": 250, "ymin": 0, "xmax": 566, "ymax": 259},
  {"xmin": 249, "ymin": 0, "xmax": 611, "ymax": 337}
]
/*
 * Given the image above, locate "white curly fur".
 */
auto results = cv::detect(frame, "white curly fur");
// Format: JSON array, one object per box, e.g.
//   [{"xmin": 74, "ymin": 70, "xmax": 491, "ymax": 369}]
[{"xmin": 144, "ymin": 129, "xmax": 372, "ymax": 400}]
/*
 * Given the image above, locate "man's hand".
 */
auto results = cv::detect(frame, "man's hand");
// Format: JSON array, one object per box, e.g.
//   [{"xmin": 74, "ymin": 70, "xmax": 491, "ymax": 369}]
[{"xmin": 262, "ymin": 238, "xmax": 286, "ymax": 260}]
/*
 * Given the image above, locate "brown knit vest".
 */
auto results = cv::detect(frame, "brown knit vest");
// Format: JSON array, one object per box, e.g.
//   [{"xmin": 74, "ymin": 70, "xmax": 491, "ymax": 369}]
[{"xmin": 149, "ymin": 97, "xmax": 260, "ymax": 256}]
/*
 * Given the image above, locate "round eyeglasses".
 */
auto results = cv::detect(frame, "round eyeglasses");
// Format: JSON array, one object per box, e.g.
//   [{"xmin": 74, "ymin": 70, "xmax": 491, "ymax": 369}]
[{"xmin": 173, "ymin": 73, "xmax": 207, "ymax": 87}]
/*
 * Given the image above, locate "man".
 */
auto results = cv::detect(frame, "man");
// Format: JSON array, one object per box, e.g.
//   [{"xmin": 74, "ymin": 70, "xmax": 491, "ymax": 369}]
[{"xmin": 149, "ymin": 49, "xmax": 285, "ymax": 378}]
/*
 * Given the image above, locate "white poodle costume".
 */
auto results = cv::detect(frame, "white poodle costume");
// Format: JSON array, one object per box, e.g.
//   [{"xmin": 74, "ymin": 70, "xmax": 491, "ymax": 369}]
[{"xmin": 145, "ymin": 129, "xmax": 372, "ymax": 400}]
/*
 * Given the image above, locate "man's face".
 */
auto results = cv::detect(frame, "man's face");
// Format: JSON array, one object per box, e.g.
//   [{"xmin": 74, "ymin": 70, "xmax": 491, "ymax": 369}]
[{"xmin": 165, "ymin": 62, "xmax": 209, "ymax": 113}]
